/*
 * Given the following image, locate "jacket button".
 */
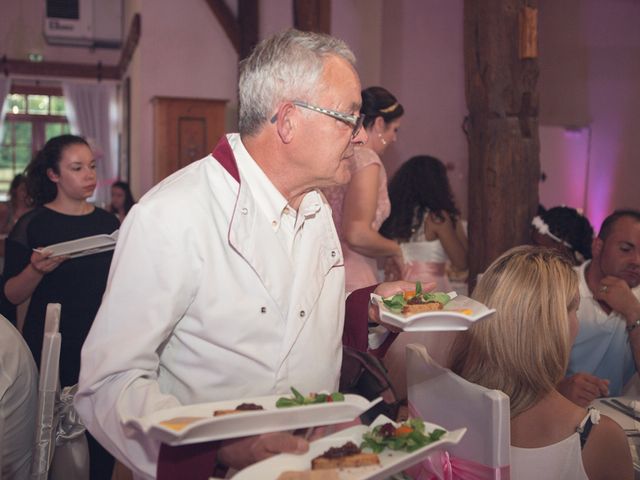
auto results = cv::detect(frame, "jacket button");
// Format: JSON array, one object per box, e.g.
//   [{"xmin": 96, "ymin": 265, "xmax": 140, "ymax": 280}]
[
  {"xmin": 331, "ymin": 250, "xmax": 337, "ymax": 257},
  {"xmin": 261, "ymin": 307, "xmax": 267, "ymax": 313},
  {"xmin": 299, "ymin": 310, "xmax": 305, "ymax": 318},
  {"xmin": 241, "ymin": 207, "xmax": 248, "ymax": 215}
]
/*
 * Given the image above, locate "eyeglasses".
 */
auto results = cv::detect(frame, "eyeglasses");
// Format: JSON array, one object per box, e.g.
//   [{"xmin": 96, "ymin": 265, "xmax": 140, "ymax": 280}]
[
  {"xmin": 270, "ymin": 101, "xmax": 364, "ymax": 139},
  {"xmin": 293, "ymin": 101, "xmax": 364, "ymax": 139}
]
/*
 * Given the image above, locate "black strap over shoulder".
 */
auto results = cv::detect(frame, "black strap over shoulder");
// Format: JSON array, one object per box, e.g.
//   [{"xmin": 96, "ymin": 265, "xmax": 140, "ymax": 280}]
[{"xmin": 578, "ymin": 408, "xmax": 595, "ymax": 449}]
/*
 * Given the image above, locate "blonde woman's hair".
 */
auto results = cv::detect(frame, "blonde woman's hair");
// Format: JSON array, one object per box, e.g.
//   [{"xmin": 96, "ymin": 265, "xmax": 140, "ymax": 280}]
[{"xmin": 449, "ymin": 245, "xmax": 579, "ymax": 417}]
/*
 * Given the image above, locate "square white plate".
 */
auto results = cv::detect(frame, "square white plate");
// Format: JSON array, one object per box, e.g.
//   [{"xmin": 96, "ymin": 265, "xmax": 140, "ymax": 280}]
[
  {"xmin": 233, "ymin": 414, "xmax": 466, "ymax": 480},
  {"xmin": 123, "ymin": 393, "xmax": 382, "ymax": 446},
  {"xmin": 372, "ymin": 292, "xmax": 496, "ymax": 332},
  {"xmin": 33, "ymin": 230, "xmax": 118, "ymax": 258}
]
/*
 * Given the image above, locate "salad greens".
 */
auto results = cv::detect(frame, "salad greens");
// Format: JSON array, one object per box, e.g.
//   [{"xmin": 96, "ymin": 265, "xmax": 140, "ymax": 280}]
[
  {"xmin": 275, "ymin": 387, "xmax": 345, "ymax": 408},
  {"xmin": 381, "ymin": 281, "xmax": 451, "ymax": 313},
  {"xmin": 361, "ymin": 418, "xmax": 446, "ymax": 453}
]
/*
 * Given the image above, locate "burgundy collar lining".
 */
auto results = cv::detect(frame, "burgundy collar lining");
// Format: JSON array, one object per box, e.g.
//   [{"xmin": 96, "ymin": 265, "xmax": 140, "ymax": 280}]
[{"xmin": 211, "ymin": 136, "xmax": 240, "ymax": 183}]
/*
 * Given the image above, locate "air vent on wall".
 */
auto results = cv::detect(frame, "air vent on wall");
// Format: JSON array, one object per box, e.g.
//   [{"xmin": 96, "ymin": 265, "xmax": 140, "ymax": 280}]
[{"xmin": 44, "ymin": 0, "xmax": 123, "ymax": 49}]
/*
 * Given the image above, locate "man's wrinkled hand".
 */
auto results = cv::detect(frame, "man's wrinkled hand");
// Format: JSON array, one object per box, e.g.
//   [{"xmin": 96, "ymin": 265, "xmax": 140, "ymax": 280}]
[
  {"xmin": 217, "ymin": 432, "xmax": 308, "ymax": 470},
  {"xmin": 557, "ymin": 373, "xmax": 610, "ymax": 407}
]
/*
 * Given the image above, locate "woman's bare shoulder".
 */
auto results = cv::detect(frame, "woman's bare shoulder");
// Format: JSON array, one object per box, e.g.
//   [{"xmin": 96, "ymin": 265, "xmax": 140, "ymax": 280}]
[{"xmin": 583, "ymin": 412, "xmax": 633, "ymax": 480}]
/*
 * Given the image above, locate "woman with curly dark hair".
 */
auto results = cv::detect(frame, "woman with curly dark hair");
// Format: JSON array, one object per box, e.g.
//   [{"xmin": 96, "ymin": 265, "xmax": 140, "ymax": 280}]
[
  {"xmin": 380, "ymin": 155, "xmax": 467, "ymax": 290},
  {"xmin": 531, "ymin": 206, "xmax": 594, "ymax": 265},
  {"xmin": 2, "ymin": 134, "xmax": 118, "ymax": 479}
]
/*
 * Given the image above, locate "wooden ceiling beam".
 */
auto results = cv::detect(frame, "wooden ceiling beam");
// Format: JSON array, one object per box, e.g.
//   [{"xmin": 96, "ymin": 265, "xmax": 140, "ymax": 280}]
[
  {"xmin": 202, "ymin": 0, "xmax": 241, "ymax": 55},
  {"xmin": 238, "ymin": 0, "xmax": 258, "ymax": 60},
  {"xmin": 2, "ymin": 57, "xmax": 119, "ymax": 80},
  {"xmin": 119, "ymin": 13, "xmax": 142, "ymax": 76}
]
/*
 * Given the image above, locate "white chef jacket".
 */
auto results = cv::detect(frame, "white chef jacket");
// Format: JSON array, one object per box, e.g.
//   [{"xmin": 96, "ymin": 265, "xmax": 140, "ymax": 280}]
[
  {"xmin": 0, "ymin": 316, "xmax": 38, "ymax": 480},
  {"xmin": 75, "ymin": 134, "xmax": 346, "ymax": 479}
]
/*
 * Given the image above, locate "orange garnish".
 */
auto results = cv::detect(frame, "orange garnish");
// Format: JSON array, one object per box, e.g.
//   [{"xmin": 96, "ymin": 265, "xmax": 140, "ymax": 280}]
[
  {"xmin": 395, "ymin": 425, "xmax": 413, "ymax": 437},
  {"xmin": 403, "ymin": 290, "xmax": 416, "ymax": 300}
]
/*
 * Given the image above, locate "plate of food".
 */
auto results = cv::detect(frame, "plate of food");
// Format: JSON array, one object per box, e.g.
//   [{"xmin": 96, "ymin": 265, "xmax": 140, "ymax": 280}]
[
  {"xmin": 372, "ymin": 282, "xmax": 496, "ymax": 332},
  {"xmin": 124, "ymin": 387, "xmax": 382, "ymax": 446},
  {"xmin": 233, "ymin": 414, "xmax": 466, "ymax": 480}
]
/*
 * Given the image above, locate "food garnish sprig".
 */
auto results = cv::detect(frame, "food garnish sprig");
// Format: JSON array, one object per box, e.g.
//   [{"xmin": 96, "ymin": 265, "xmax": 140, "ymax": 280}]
[
  {"xmin": 361, "ymin": 418, "xmax": 446, "ymax": 453},
  {"xmin": 381, "ymin": 281, "xmax": 451, "ymax": 313},
  {"xmin": 275, "ymin": 386, "xmax": 345, "ymax": 408}
]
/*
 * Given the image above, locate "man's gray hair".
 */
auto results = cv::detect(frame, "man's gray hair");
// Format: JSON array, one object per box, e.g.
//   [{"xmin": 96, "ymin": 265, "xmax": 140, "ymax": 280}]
[{"xmin": 238, "ymin": 29, "xmax": 356, "ymax": 136}]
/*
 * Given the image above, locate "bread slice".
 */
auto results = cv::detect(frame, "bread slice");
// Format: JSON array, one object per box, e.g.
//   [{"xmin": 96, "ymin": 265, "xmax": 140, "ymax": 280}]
[
  {"xmin": 213, "ymin": 402, "xmax": 264, "ymax": 416},
  {"xmin": 311, "ymin": 452, "xmax": 380, "ymax": 470},
  {"xmin": 402, "ymin": 301, "xmax": 443, "ymax": 314},
  {"xmin": 277, "ymin": 469, "xmax": 340, "ymax": 480},
  {"xmin": 213, "ymin": 409, "xmax": 243, "ymax": 416}
]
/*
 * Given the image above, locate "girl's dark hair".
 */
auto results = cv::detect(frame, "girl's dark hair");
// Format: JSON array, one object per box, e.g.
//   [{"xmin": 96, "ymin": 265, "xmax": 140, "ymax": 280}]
[
  {"xmin": 110, "ymin": 180, "xmax": 136, "ymax": 214},
  {"xmin": 541, "ymin": 206, "xmax": 594, "ymax": 260},
  {"xmin": 25, "ymin": 134, "xmax": 89, "ymax": 206},
  {"xmin": 380, "ymin": 155, "xmax": 460, "ymax": 242},
  {"xmin": 9, "ymin": 174, "xmax": 26, "ymax": 198},
  {"xmin": 361, "ymin": 86, "xmax": 404, "ymax": 129}
]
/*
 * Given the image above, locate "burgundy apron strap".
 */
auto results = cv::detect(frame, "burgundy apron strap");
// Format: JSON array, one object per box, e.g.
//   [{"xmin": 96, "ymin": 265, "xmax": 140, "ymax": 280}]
[
  {"xmin": 211, "ymin": 136, "xmax": 240, "ymax": 183},
  {"xmin": 157, "ymin": 441, "xmax": 227, "ymax": 480}
]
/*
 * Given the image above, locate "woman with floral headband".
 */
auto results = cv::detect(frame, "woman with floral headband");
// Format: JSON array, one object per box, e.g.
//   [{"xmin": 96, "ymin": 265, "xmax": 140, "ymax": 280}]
[
  {"xmin": 531, "ymin": 206, "xmax": 594, "ymax": 265},
  {"xmin": 324, "ymin": 86, "xmax": 404, "ymax": 296}
]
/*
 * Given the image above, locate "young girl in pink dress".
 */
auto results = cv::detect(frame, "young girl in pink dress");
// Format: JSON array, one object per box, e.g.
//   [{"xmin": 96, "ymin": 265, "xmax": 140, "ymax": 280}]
[{"xmin": 380, "ymin": 155, "xmax": 467, "ymax": 290}]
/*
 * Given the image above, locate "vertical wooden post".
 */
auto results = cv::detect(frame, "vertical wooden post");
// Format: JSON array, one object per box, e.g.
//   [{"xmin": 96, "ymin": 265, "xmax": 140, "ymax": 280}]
[
  {"xmin": 294, "ymin": 0, "xmax": 331, "ymax": 34},
  {"xmin": 464, "ymin": 0, "xmax": 540, "ymax": 289}
]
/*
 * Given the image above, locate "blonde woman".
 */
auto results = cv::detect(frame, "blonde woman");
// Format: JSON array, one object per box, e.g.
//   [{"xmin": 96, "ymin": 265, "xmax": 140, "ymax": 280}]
[{"xmin": 449, "ymin": 246, "xmax": 632, "ymax": 480}]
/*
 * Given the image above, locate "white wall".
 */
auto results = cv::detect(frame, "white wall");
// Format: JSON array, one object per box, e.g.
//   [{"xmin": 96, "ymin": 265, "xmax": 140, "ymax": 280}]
[
  {"xmin": 124, "ymin": 0, "xmax": 238, "ymax": 195},
  {"xmin": 539, "ymin": 0, "xmax": 640, "ymax": 230},
  {"xmin": 0, "ymin": 0, "xmax": 120, "ymax": 65},
  {"xmin": 379, "ymin": 0, "xmax": 468, "ymax": 217}
]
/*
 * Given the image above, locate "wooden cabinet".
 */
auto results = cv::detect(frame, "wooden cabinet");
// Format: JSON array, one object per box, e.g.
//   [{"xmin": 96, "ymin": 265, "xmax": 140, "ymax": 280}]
[{"xmin": 152, "ymin": 97, "xmax": 227, "ymax": 183}]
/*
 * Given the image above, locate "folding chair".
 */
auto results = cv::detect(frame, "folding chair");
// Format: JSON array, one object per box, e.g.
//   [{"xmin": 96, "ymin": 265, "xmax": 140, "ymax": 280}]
[{"xmin": 405, "ymin": 343, "xmax": 510, "ymax": 479}]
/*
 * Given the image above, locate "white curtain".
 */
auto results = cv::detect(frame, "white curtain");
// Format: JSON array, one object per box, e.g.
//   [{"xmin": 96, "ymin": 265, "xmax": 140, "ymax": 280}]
[
  {"xmin": 0, "ymin": 77, "xmax": 11, "ymax": 143},
  {"xmin": 62, "ymin": 82, "xmax": 118, "ymax": 207}
]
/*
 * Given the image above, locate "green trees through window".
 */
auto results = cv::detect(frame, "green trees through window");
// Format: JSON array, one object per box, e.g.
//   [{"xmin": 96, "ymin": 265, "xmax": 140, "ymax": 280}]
[{"xmin": 1, "ymin": 91, "xmax": 70, "ymax": 197}]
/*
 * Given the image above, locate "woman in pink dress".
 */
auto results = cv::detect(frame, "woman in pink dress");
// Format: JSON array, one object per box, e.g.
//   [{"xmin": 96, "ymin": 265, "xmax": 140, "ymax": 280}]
[{"xmin": 324, "ymin": 86, "xmax": 404, "ymax": 293}]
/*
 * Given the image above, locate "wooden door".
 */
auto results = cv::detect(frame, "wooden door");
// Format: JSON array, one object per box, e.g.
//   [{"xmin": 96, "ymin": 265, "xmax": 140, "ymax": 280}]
[{"xmin": 152, "ymin": 97, "xmax": 226, "ymax": 183}]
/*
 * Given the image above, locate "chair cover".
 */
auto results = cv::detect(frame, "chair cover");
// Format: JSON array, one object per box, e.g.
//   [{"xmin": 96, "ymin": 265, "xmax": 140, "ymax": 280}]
[
  {"xmin": 31, "ymin": 304, "xmax": 62, "ymax": 480},
  {"xmin": 405, "ymin": 343, "xmax": 510, "ymax": 479},
  {"xmin": 30, "ymin": 303, "xmax": 89, "ymax": 480}
]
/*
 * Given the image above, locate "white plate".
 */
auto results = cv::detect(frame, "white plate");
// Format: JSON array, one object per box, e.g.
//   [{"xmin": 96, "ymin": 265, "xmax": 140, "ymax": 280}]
[
  {"xmin": 233, "ymin": 414, "xmax": 466, "ymax": 480},
  {"xmin": 372, "ymin": 292, "xmax": 496, "ymax": 332},
  {"xmin": 33, "ymin": 230, "xmax": 118, "ymax": 258},
  {"xmin": 124, "ymin": 393, "xmax": 382, "ymax": 446}
]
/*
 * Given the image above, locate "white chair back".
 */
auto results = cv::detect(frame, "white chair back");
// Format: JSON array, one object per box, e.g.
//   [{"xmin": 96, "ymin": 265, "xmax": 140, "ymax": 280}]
[
  {"xmin": 31, "ymin": 303, "xmax": 62, "ymax": 480},
  {"xmin": 30, "ymin": 303, "xmax": 89, "ymax": 480},
  {"xmin": 406, "ymin": 343, "xmax": 510, "ymax": 478}
]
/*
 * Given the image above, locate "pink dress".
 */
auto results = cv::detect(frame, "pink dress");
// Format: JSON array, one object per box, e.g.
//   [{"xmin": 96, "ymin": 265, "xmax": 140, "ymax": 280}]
[
  {"xmin": 386, "ymin": 212, "xmax": 451, "ymax": 292},
  {"xmin": 324, "ymin": 147, "xmax": 390, "ymax": 292},
  {"xmin": 398, "ymin": 212, "xmax": 451, "ymax": 292}
]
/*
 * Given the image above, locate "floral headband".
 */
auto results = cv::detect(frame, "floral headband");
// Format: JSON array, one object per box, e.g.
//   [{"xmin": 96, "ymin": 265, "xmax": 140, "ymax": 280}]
[{"xmin": 531, "ymin": 216, "xmax": 573, "ymax": 249}]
